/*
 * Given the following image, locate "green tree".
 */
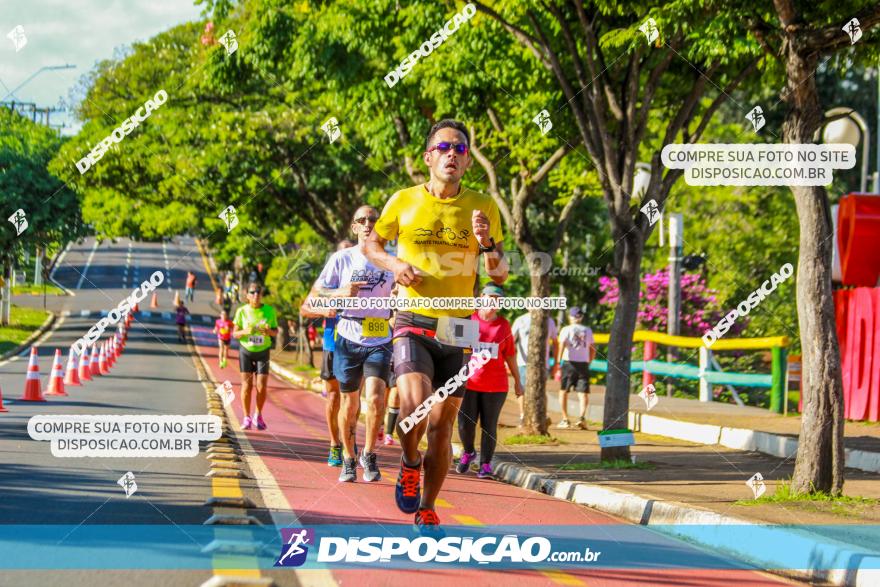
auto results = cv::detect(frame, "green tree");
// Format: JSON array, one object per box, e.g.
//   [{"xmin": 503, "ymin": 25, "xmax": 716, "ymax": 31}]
[
  {"xmin": 0, "ymin": 107, "xmax": 84, "ymax": 323},
  {"xmin": 750, "ymin": 1, "xmax": 880, "ymax": 495},
  {"xmin": 474, "ymin": 0, "xmax": 762, "ymax": 459}
]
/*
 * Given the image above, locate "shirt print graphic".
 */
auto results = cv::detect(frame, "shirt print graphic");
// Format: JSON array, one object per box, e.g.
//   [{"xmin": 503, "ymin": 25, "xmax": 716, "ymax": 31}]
[
  {"xmin": 412, "ymin": 225, "xmax": 471, "ymax": 248},
  {"xmin": 351, "ymin": 268, "xmax": 392, "ymax": 292},
  {"xmin": 571, "ymin": 331, "xmax": 589, "ymax": 349}
]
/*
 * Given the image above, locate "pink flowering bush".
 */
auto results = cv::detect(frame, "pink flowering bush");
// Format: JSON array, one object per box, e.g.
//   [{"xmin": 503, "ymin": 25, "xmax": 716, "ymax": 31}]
[{"xmin": 598, "ymin": 268, "xmax": 747, "ymax": 338}]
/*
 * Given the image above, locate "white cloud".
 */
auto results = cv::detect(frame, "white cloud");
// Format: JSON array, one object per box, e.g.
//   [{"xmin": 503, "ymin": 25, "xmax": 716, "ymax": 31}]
[{"xmin": 1, "ymin": 0, "xmax": 202, "ymax": 134}]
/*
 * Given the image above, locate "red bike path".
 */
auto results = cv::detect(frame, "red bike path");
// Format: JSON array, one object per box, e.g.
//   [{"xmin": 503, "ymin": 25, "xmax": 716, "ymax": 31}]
[{"xmin": 192, "ymin": 325, "xmax": 793, "ymax": 587}]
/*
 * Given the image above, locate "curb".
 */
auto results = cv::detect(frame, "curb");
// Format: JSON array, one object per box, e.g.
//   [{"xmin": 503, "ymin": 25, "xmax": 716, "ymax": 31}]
[
  {"xmin": 0, "ymin": 311, "xmax": 57, "ymax": 363},
  {"xmin": 625, "ymin": 409, "xmax": 880, "ymax": 474},
  {"xmin": 488, "ymin": 457, "xmax": 878, "ymax": 587},
  {"xmin": 188, "ymin": 332, "xmax": 337, "ymax": 587}
]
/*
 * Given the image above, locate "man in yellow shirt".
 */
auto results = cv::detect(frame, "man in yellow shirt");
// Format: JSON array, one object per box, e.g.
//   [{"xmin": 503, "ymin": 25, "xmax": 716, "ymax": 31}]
[{"xmin": 365, "ymin": 119, "xmax": 509, "ymax": 533}]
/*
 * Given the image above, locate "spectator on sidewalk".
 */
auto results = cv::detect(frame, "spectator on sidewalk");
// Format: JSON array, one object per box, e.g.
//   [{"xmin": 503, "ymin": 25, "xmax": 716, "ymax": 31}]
[
  {"xmin": 185, "ymin": 271, "xmax": 197, "ymax": 303},
  {"xmin": 456, "ymin": 284, "xmax": 523, "ymax": 479},
  {"xmin": 555, "ymin": 307, "xmax": 595, "ymax": 430},
  {"xmin": 511, "ymin": 310, "xmax": 558, "ymax": 427}
]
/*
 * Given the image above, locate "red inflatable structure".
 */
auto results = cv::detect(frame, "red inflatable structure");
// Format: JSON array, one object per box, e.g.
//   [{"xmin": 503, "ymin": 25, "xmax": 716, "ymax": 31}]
[{"xmin": 835, "ymin": 194, "xmax": 880, "ymax": 422}]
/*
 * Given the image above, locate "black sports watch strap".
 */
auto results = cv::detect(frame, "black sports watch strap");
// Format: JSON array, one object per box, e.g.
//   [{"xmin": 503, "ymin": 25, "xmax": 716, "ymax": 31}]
[{"xmin": 478, "ymin": 237, "xmax": 497, "ymax": 253}]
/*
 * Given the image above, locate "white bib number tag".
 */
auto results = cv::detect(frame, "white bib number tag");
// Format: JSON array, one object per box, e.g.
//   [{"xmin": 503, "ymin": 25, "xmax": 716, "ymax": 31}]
[
  {"xmin": 435, "ymin": 317, "xmax": 479, "ymax": 348},
  {"xmin": 247, "ymin": 335, "xmax": 265, "ymax": 346},
  {"xmin": 473, "ymin": 341, "xmax": 499, "ymax": 359}
]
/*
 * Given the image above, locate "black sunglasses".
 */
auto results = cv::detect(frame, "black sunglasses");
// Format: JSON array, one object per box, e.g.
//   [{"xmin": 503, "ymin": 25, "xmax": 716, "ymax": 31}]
[
  {"xmin": 248, "ymin": 289, "xmax": 262, "ymax": 294},
  {"xmin": 427, "ymin": 141, "xmax": 468, "ymax": 155},
  {"xmin": 354, "ymin": 216, "xmax": 379, "ymax": 225}
]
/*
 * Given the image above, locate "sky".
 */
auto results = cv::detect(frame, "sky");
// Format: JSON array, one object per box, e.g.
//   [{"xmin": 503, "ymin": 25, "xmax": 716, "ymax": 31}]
[{"xmin": 0, "ymin": 0, "xmax": 203, "ymax": 135}]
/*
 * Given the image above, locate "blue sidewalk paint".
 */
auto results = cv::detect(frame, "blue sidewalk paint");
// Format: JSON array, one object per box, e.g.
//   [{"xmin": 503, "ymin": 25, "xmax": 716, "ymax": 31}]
[{"xmin": 0, "ymin": 525, "xmax": 877, "ymax": 570}]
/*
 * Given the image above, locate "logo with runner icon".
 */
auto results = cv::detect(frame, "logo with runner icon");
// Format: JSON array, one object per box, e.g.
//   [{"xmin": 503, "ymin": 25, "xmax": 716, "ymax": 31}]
[
  {"xmin": 351, "ymin": 268, "xmax": 391, "ymax": 292},
  {"xmin": 275, "ymin": 528, "xmax": 314, "ymax": 567}
]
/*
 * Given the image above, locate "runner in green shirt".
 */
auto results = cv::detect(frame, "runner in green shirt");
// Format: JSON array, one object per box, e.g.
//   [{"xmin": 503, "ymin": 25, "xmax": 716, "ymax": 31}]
[{"xmin": 232, "ymin": 283, "xmax": 278, "ymax": 430}]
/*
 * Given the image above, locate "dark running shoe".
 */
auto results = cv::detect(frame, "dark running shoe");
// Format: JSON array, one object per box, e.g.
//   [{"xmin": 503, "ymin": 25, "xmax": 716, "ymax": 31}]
[
  {"xmin": 414, "ymin": 508, "xmax": 445, "ymax": 537},
  {"xmin": 339, "ymin": 458, "xmax": 357, "ymax": 482},
  {"xmin": 395, "ymin": 457, "xmax": 421, "ymax": 513}
]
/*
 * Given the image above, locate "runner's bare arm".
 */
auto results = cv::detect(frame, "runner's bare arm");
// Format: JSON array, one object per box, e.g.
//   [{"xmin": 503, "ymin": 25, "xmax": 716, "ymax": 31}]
[
  {"xmin": 365, "ymin": 231, "xmax": 422, "ymax": 286},
  {"xmin": 507, "ymin": 353, "xmax": 524, "ymax": 397},
  {"xmin": 473, "ymin": 210, "xmax": 508, "ymax": 284},
  {"xmin": 300, "ymin": 280, "xmax": 337, "ymax": 319}
]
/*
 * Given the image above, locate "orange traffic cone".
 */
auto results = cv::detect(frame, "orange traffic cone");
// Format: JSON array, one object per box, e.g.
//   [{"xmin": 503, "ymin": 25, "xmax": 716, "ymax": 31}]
[
  {"xmin": 114, "ymin": 334, "xmax": 121, "ymax": 358},
  {"xmin": 132, "ymin": 302, "xmax": 139, "ymax": 313},
  {"xmin": 90, "ymin": 344, "xmax": 100, "ymax": 377},
  {"xmin": 150, "ymin": 292, "xmax": 158, "ymax": 309},
  {"xmin": 21, "ymin": 347, "xmax": 46, "ymax": 401},
  {"xmin": 64, "ymin": 347, "xmax": 81, "ymax": 386},
  {"xmin": 104, "ymin": 340, "xmax": 112, "ymax": 369},
  {"xmin": 46, "ymin": 349, "xmax": 67, "ymax": 396},
  {"xmin": 0, "ymin": 382, "xmax": 7, "ymax": 412},
  {"xmin": 215, "ymin": 289, "xmax": 222, "ymax": 305},
  {"xmin": 79, "ymin": 347, "xmax": 92, "ymax": 381},
  {"xmin": 173, "ymin": 290, "xmax": 181, "ymax": 307},
  {"xmin": 98, "ymin": 343, "xmax": 109, "ymax": 375}
]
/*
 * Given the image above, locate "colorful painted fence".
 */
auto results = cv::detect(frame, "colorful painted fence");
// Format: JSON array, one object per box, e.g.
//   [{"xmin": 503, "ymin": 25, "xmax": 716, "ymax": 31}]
[{"xmin": 591, "ymin": 330, "xmax": 790, "ymax": 413}]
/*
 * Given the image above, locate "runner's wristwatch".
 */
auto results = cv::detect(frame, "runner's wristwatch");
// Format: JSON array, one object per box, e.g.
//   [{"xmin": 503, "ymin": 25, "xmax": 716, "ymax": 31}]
[{"xmin": 478, "ymin": 237, "xmax": 497, "ymax": 253}]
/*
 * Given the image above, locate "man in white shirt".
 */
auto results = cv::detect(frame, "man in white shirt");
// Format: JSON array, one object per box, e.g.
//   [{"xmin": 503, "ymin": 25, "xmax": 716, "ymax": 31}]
[
  {"xmin": 304, "ymin": 205, "xmax": 394, "ymax": 483},
  {"xmin": 555, "ymin": 307, "xmax": 595, "ymax": 429},
  {"xmin": 511, "ymin": 311, "xmax": 558, "ymax": 427}
]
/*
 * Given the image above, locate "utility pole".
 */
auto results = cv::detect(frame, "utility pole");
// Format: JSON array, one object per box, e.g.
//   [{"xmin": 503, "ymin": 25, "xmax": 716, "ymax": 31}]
[{"xmin": 667, "ymin": 213, "xmax": 684, "ymax": 366}]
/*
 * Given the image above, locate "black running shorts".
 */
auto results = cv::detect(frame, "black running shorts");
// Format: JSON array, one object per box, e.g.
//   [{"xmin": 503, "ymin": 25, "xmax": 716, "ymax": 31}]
[
  {"xmin": 392, "ymin": 312, "xmax": 471, "ymax": 399},
  {"xmin": 560, "ymin": 361, "xmax": 590, "ymax": 393},
  {"xmin": 239, "ymin": 347, "xmax": 271, "ymax": 375}
]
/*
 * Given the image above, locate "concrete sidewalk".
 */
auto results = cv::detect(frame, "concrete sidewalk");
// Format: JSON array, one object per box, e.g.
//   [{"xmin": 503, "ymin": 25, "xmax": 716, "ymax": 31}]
[{"xmin": 273, "ymin": 348, "xmax": 880, "ymax": 472}]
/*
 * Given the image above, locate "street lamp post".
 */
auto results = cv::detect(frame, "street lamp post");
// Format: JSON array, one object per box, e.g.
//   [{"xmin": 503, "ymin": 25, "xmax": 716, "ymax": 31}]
[{"xmin": 822, "ymin": 107, "xmax": 870, "ymax": 193}]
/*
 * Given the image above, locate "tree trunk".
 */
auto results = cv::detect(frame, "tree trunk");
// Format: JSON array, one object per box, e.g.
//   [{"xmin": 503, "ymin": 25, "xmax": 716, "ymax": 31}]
[
  {"xmin": 601, "ymin": 233, "xmax": 642, "ymax": 461},
  {"xmin": 783, "ymin": 44, "xmax": 845, "ymax": 495},
  {"xmin": 277, "ymin": 316, "xmax": 290, "ymax": 350},
  {"xmin": 523, "ymin": 267, "xmax": 552, "ymax": 436}
]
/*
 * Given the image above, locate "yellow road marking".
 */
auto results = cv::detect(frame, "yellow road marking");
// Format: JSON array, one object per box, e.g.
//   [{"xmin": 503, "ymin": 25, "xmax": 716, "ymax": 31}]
[
  {"xmin": 212, "ymin": 477, "xmax": 243, "ymax": 498},
  {"xmin": 541, "ymin": 570, "xmax": 586, "ymax": 586},
  {"xmin": 451, "ymin": 514, "xmax": 483, "ymax": 526},
  {"xmin": 434, "ymin": 498, "xmax": 453, "ymax": 509},
  {"xmin": 195, "ymin": 238, "xmax": 219, "ymax": 291}
]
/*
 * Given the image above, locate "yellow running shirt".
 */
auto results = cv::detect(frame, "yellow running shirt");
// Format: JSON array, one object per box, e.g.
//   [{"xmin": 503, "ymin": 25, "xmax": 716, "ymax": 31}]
[{"xmin": 374, "ymin": 184, "xmax": 503, "ymax": 318}]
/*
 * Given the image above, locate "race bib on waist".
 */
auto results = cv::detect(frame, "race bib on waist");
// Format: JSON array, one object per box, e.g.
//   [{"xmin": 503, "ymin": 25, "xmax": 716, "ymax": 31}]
[
  {"xmin": 435, "ymin": 317, "xmax": 479, "ymax": 348},
  {"xmin": 473, "ymin": 341, "xmax": 499, "ymax": 359},
  {"xmin": 247, "ymin": 335, "xmax": 265, "ymax": 346}
]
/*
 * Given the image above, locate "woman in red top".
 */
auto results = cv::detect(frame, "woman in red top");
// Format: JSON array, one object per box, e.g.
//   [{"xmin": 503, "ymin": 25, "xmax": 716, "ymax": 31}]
[
  {"xmin": 213, "ymin": 309, "xmax": 234, "ymax": 369},
  {"xmin": 456, "ymin": 284, "xmax": 524, "ymax": 479}
]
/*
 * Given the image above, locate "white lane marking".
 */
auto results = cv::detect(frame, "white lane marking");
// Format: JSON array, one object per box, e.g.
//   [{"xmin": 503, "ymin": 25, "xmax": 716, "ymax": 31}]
[
  {"xmin": 79, "ymin": 310, "xmax": 90, "ymax": 317},
  {"xmin": 75, "ymin": 240, "xmax": 100, "ymax": 290}
]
